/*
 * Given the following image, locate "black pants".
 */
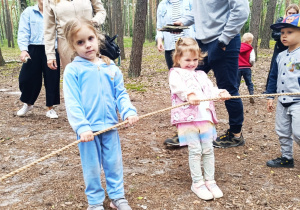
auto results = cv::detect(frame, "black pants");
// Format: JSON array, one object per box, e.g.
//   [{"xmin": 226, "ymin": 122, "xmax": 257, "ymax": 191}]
[
  {"xmin": 165, "ymin": 50, "xmax": 174, "ymax": 70},
  {"xmin": 19, "ymin": 45, "xmax": 60, "ymax": 107}
]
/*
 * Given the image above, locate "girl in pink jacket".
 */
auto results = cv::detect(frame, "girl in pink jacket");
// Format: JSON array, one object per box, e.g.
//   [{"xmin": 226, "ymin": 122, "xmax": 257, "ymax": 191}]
[{"xmin": 169, "ymin": 38, "xmax": 230, "ymax": 200}]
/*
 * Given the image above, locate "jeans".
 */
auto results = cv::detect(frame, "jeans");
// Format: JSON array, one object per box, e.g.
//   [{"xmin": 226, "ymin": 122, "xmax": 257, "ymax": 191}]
[
  {"xmin": 237, "ymin": 68, "xmax": 254, "ymax": 94},
  {"xmin": 196, "ymin": 35, "xmax": 244, "ymax": 133}
]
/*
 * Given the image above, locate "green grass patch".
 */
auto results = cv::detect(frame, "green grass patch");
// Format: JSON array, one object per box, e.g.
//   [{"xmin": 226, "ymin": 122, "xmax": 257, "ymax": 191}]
[
  {"xmin": 125, "ymin": 83, "xmax": 146, "ymax": 92},
  {"xmin": 123, "ymin": 37, "xmax": 155, "ymax": 48}
]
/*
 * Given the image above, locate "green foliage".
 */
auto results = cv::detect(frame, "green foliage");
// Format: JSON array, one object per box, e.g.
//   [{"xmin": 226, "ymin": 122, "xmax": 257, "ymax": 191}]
[{"xmin": 124, "ymin": 37, "xmax": 156, "ymax": 48}]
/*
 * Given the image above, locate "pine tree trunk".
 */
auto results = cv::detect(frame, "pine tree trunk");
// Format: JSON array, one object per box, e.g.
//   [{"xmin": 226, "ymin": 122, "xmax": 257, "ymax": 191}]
[
  {"xmin": 148, "ymin": 0, "xmax": 153, "ymax": 42},
  {"xmin": 128, "ymin": 0, "xmax": 147, "ymax": 77},
  {"xmin": 116, "ymin": 0, "xmax": 125, "ymax": 59},
  {"xmin": 250, "ymin": 0, "xmax": 263, "ymax": 61},
  {"xmin": 2, "ymin": 0, "xmax": 7, "ymax": 40},
  {"xmin": 260, "ymin": 0, "xmax": 277, "ymax": 49},
  {"xmin": 0, "ymin": 47, "xmax": 5, "ymax": 66},
  {"xmin": 4, "ymin": 0, "xmax": 12, "ymax": 47}
]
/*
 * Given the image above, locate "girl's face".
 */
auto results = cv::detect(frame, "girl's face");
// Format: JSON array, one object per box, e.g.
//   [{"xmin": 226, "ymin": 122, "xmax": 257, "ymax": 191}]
[
  {"xmin": 178, "ymin": 51, "xmax": 199, "ymax": 71},
  {"xmin": 72, "ymin": 25, "xmax": 99, "ymax": 63},
  {"xmin": 286, "ymin": 8, "xmax": 298, "ymax": 17}
]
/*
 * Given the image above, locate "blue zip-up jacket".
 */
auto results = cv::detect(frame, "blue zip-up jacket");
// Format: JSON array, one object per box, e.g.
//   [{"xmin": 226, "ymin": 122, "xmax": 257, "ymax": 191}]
[
  {"xmin": 63, "ymin": 56, "xmax": 137, "ymax": 135},
  {"xmin": 17, "ymin": 5, "xmax": 44, "ymax": 51},
  {"xmin": 156, "ymin": 0, "xmax": 195, "ymax": 51}
]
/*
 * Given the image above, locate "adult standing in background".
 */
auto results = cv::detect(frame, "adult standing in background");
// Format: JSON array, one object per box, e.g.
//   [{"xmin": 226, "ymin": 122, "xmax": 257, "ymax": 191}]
[
  {"xmin": 175, "ymin": 0, "xmax": 250, "ymax": 148},
  {"xmin": 156, "ymin": 0, "xmax": 195, "ymax": 70},
  {"xmin": 17, "ymin": 0, "xmax": 60, "ymax": 119},
  {"xmin": 44, "ymin": 0, "xmax": 106, "ymax": 70},
  {"xmin": 264, "ymin": 4, "xmax": 299, "ymax": 91}
]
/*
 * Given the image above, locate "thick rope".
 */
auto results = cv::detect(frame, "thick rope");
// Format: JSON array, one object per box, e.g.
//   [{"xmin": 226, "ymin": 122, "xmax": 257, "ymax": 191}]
[{"xmin": 1, "ymin": 92, "xmax": 299, "ymax": 182}]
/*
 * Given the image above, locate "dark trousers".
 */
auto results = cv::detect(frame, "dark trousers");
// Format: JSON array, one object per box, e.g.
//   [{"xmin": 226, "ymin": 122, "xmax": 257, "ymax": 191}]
[
  {"xmin": 196, "ymin": 35, "xmax": 244, "ymax": 133},
  {"xmin": 238, "ymin": 68, "xmax": 254, "ymax": 95},
  {"xmin": 19, "ymin": 45, "xmax": 60, "ymax": 107},
  {"xmin": 165, "ymin": 50, "xmax": 174, "ymax": 70}
]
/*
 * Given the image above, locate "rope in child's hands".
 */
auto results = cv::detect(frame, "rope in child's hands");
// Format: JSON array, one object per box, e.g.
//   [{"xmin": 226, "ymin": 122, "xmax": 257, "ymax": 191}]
[{"xmin": 1, "ymin": 92, "xmax": 299, "ymax": 182}]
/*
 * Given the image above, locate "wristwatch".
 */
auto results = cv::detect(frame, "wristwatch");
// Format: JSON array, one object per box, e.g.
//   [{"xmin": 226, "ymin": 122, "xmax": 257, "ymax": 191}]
[{"xmin": 218, "ymin": 40, "xmax": 227, "ymax": 49}]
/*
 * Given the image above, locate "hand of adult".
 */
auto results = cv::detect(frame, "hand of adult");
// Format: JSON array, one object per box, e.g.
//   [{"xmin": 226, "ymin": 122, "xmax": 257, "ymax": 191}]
[
  {"xmin": 20, "ymin": 51, "xmax": 31, "ymax": 63},
  {"xmin": 157, "ymin": 38, "xmax": 164, "ymax": 52},
  {"xmin": 47, "ymin": 59, "xmax": 58, "ymax": 70},
  {"xmin": 172, "ymin": 21, "xmax": 183, "ymax": 34},
  {"xmin": 267, "ymin": 99, "xmax": 275, "ymax": 112}
]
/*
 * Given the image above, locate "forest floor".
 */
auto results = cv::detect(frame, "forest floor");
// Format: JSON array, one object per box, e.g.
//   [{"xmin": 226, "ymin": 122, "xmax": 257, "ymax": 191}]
[{"xmin": 0, "ymin": 44, "xmax": 299, "ymax": 210}]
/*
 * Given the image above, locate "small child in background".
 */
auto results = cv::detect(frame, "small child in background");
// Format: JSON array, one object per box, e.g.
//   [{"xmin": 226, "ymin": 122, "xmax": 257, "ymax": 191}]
[
  {"xmin": 237, "ymin": 32, "xmax": 256, "ymax": 104},
  {"xmin": 266, "ymin": 14, "xmax": 300, "ymax": 168},
  {"xmin": 63, "ymin": 17, "xmax": 138, "ymax": 210},
  {"xmin": 169, "ymin": 38, "xmax": 231, "ymax": 200}
]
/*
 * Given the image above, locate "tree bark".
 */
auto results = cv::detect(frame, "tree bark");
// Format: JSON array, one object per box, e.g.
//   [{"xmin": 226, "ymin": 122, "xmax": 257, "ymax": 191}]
[
  {"xmin": 250, "ymin": 0, "xmax": 263, "ymax": 61},
  {"xmin": 2, "ymin": 0, "xmax": 7, "ymax": 39},
  {"xmin": 4, "ymin": 0, "xmax": 13, "ymax": 47},
  {"xmin": 111, "ymin": 0, "xmax": 117, "ymax": 36},
  {"xmin": 285, "ymin": 0, "xmax": 290, "ymax": 9},
  {"xmin": 0, "ymin": 47, "xmax": 5, "ymax": 66},
  {"xmin": 148, "ymin": 0, "xmax": 153, "ymax": 42},
  {"xmin": 128, "ymin": 0, "xmax": 147, "ymax": 77},
  {"xmin": 116, "ymin": 0, "xmax": 125, "ymax": 59},
  {"xmin": 260, "ymin": 0, "xmax": 277, "ymax": 49}
]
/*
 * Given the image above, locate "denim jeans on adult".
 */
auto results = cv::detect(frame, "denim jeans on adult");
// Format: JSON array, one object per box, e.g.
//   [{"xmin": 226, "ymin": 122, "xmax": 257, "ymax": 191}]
[
  {"xmin": 237, "ymin": 68, "xmax": 254, "ymax": 95},
  {"xmin": 196, "ymin": 35, "xmax": 244, "ymax": 133}
]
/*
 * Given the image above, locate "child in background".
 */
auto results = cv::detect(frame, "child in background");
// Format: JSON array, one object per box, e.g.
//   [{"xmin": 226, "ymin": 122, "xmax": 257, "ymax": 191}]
[
  {"xmin": 237, "ymin": 32, "xmax": 256, "ymax": 104},
  {"xmin": 169, "ymin": 38, "xmax": 231, "ymax": 200},
  {"xmin": 266, "ymin": 14, "xmax": 300, "ymax": 168},
  {"xmin": 63, "ymin": 17, "xmax": 138, "ymax": 210}
]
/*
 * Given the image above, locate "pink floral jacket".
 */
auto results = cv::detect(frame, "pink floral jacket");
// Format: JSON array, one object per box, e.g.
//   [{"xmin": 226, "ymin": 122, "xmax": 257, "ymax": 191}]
[{"xmin": 169, "ymin": 68, "xmax": 224, "ymax": 125}]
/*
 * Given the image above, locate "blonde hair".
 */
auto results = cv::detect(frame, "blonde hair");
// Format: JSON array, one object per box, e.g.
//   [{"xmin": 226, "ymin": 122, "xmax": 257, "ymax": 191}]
[
  {"xmin": 63, "ymin": 17, "xmax": 110, "ymax": 65},
  {"xmin": 285, "ymin": 4, "xmax": 300, "ymax": 15},
  {"xmin": 241, "ymin": 32, "xmax": 254, "ymax": 43},
  {"xmin": 172, "ymin": 37, "xmax": 206, "ymax": 68}
]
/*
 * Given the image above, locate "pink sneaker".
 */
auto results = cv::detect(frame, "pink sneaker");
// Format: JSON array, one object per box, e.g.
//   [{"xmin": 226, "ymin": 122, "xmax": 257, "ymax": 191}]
[
  {"xmin": 205, "ymin": 180, "xmax": 223, "ymax": 198},
  {"xmin": 191, "ymin": 181, "xmax": 214, "ymax": 200}
]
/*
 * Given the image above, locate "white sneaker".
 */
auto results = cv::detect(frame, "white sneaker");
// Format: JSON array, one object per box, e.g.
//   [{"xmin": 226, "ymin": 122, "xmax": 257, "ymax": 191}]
[
  {"xmin": 46, "ymin": 109, "xmax": 58, "ymax": 119},
  {"xmin": 17, "ymin": 103, "xmax": 33, "ymax": 116},
  {"xmin": 191, "ymin": 181, "xmax": 214, "ymax": 200},
  {"xmin": 205, "ymin": 180, "xmax": 223, "ymax": 198}
]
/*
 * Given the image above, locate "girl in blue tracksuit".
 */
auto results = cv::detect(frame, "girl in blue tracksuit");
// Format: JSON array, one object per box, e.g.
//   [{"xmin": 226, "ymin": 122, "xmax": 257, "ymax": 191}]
[{"xmin": 63, "ymin": 17, "xmax": 138, "ymax": 210}]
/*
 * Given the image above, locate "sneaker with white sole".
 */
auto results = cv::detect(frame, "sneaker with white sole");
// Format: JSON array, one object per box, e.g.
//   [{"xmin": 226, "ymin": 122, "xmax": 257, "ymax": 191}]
[
  {"xmin": 87, "ymin": 203, "xmax": 104, "ymax": 210},
  {"xmin": 110, "ymin": 198, "xmax": 132, "ymax": 210},
  {"xmin": 17, "ymin": 103, "xmax": 33, "ymax": 116},
  {"xmin": 191, "ymin": 181, "xmax": 214, "ymax": 200},
  {"xmin": 46, "ymin": 109, "xmax": 58, "ymax": 119},
  {"xmin": 205, "ymin": 180, "xmax": 223, "ymax": 198}
]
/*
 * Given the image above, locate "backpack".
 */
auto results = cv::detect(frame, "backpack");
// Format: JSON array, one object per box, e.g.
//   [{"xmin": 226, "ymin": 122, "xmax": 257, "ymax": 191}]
[{"xmin": 100, "ymin": 34, "xmax": 121, "ymax": 60}]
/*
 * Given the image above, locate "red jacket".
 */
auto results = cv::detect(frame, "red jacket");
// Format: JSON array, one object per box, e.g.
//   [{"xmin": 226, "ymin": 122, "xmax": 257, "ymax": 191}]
[{"xmin": 238, "ymin": 43, "xmax": 253, "ymax": 68}]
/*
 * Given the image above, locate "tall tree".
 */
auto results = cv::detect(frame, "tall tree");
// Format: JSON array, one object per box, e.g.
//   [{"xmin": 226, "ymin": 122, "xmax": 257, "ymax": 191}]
[
  {"xmin": 1, "ymin": 0, "xmax": 7, "ymax": 39},
  {"xmin": 0, "ymin": 47, "xmax": 4, "ymax": 66},
  {"xmin": 111, "ymin": 0, "xmax": 117, "ymax": 36},
  {"xmin": 4, "ymin": 0, "xmax": 13, "ymax": 47},
  {"xmin": 285, "ymin": 0, "xmax": 290, "ymax": 8},
  {"xmin": 147, "ymin": 0, "xmax": 153, "ymax": 42},
  {"xmin": 250, "ymin": 0, "xmax": 263, "ymax": 60},
  {"xmin": 116, "ymin": 0, "xmax": 125, "ymax": 59},
  {"xmin": 260, "ymin": 0, "xmax": 277, "ymax": 49},
  {"xmin": 128, "ymin": 0, "xmax": 147, "ymax": 77}
]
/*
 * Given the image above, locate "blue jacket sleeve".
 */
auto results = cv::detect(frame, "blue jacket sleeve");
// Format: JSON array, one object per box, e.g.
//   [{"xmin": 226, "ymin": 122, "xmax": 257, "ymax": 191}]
[
  {"xmin": 17, "ymin": 8, "xmax": 30, "ymax": 51},
  {"xmin": 63, "ymin": 66, "xmax": 92, "ymax": 135},
  {"xmin": 114, "ymin": 67, "xmax": 137, "ymax": 121},
  {"xmin": 266, "ymin": 58, "xmax": 278, "ymax": 98}
]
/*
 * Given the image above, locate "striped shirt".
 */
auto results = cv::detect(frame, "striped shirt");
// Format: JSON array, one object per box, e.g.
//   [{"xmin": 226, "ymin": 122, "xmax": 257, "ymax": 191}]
[{"xmin": 171, "ymin": 0, "xmax": 184, "ymax": 43}]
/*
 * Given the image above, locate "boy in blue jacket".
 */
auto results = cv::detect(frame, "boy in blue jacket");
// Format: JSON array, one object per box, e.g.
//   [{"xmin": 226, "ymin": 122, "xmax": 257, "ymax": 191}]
[{"xmin": 266, "ymin": 14, "xmax": 300, "ymax": 168}]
